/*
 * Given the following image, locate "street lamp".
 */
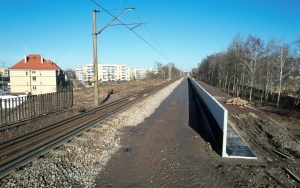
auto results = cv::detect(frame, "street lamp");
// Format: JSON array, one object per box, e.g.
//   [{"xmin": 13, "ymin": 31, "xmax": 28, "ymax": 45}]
[{"xmin": 92, "ymin": 8, "xmax": 134, "ymax": 107}]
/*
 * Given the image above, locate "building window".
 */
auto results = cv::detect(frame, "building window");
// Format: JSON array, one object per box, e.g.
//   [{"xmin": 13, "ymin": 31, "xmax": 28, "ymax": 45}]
[
  {"xmin": 26, "ymin": 71, "xmax": 28, "ymax": 76},
  {"xmin": 33, "ymin": 86, "xmax": 36, "ymax": 90},
  {"xmin": 40, "ymin": 82, "xmax": 42, "ymax": 85},
  {"xmin": 32, "ymin": 71, "xmax": 36, "ymax": 74},
  {"xmin": 32, "ymin": 76, "xmax": 36, "ymax": 81}
]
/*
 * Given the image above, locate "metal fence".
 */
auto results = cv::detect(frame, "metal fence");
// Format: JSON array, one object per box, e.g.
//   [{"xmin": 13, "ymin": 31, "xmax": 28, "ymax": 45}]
[{"xmin": 0, "ymin": 90, "xmax": 73, "ymax": 127}]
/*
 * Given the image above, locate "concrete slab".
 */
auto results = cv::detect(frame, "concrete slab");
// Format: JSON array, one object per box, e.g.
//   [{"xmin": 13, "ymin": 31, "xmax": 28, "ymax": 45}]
[{"xmin": 226, "ymin": 124, "xmax": 256, "ymax": 159}]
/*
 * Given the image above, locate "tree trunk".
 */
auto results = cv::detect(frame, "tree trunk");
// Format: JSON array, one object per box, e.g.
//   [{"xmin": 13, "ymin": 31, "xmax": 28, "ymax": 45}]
[
  {"xmin": 224, "ymin": 74, "xmax": 228, "ymax": 91},
  {"xmin": 276, "ymin": 68, "xmax": 283, "ymax": 106},
  {"xmin": 249, "ymin": 75, "xmax": 253, "ymax": 102},
  {"xmin": 264, "ymin": 81, "xmax": 269, "ymax": 102},
  {"xmin": 260, "ymin": 89, "xmax": 264, "ymax": 103},
  {"xmin": 228, "ymin": 81, "xmax": 231, "ymax": 95},
  {"xmin": 296, "ymin": 89, "xmax": 300, "ymax": 106},
  {"xmin": 236, "ymin": 78, "xmax": 240, "ymax": 97}
]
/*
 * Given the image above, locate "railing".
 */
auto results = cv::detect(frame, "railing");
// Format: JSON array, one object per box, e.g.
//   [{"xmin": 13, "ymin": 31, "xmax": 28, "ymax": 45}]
[{"xmin": 0, "ymin": 90, "xmax": 73, "ymax": 127}]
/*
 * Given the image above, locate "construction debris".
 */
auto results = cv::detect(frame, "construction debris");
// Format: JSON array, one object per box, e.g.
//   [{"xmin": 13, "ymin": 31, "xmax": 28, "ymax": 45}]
[{"xmin": 226, "ymin": 97, "xmax": 249, "ymax": 106}]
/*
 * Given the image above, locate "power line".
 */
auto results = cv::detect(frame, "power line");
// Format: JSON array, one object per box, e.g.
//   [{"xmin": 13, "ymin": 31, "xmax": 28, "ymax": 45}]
[
  {"xmin": 124, "ymin": 0, "xmax": 172, "ymax": 62},
  {"xmin": 90, "ymin": 0, "xmax": 171, "ymax": 62}
]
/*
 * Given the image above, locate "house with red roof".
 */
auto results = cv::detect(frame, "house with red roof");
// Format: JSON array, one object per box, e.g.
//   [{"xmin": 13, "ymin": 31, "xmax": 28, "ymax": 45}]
[{"xmin": 10, "ymin": 54, "xmax": 65, "ymax": 95}]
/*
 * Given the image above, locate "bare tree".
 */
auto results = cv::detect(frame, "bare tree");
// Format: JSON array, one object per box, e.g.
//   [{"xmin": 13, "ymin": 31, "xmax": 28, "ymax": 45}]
[
  {"xmin": 198, "ymin": 56, "xmax": 211, "ymax": 83},
  {"xmin": 273, "ymin": 39, "xmax": 291, "ymax": 106},
  {"xmin": 198, "ymin": 53, "xmax": 225, "ymax": 86},
  {"xmin": 194, "ymin": 33, "xmax": 300, "ymax": 109},
  {"xmin": 292, "ymin": 38, "xmax": 300, "ymax": 105},
  {"xmin": 155, "ymin": 61, "xmax": 165, "ymax": 78},
  {"xmin": 191, "ymin": 68, "xmax": 198, "ymax": 79},
  {"xmin": 227, "ymin": 34, "xmax": 244, "ymax": 97},
  {"xmin": 242, "ymin": 35, "xmax": 264, "ymax": 102},
  {"xmin": 260, "ymin": 38, "xmax": 277, "ymax": 102}
]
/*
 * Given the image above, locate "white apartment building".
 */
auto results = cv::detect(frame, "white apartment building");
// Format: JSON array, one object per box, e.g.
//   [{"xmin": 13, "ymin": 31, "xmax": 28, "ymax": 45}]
[
  {"xmin": 99, "ymin": 64, "xmax": 127, "ymax": 81},
  {"xmin": 76, "ymin": 64, "xmax": 94, "ymax": 82},
  {"xmin": 86, "ymin": 64, "xmax": 94, "ymax": 82},
  {"xmin": 131, "ymin": 68, "xmax": 151, "ymax": 80},
  {"xmin": 75, "ymin": 67, "xmax": 84, "ymax": 81},
  {"xmin": 75, "ymin": 63, "xmax": 152, "ymax": 82}
]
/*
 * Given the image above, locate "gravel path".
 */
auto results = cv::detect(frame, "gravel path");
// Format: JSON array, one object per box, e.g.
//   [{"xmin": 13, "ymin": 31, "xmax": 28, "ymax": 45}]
[{"xmin": 0, "ymin": 78, "xmax": 183, "ymax": 187}]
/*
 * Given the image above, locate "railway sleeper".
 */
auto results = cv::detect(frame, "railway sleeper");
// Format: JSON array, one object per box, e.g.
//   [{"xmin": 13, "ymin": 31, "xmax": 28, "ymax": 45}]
[
  {"xmin": 83, "ymin": 131, "xmax": 96, "ymax": 136},
  {"xmin": 64, "ymin": 142, "xmax": 79, "ymax": 148},
  {"xmin": 102, "ymin": 121, "xmax": 114, "ymax": 127},
  {"xmin": 90, "ymin": 127, "xmax": 103, "ymax": 132},
  {"xmin": 73, "ymin": 136, "xmax": 87, "ymax": 142},
  {"xmin": 50, "ymin": 150, "xmax": 68, "ymax": 156}
]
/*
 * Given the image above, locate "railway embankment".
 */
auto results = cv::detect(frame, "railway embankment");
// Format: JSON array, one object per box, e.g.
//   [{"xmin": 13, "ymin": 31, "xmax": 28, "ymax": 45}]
[{"xmin": 0, "ymin": 78, "xmax": 183, "ymax": 187}]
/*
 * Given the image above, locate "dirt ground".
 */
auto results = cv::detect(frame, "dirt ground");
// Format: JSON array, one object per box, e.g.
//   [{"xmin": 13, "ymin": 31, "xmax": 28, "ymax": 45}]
[
  {"xmin": 73, "ymin": 79, "xmax": 168, "ymax": 111},
  {"xmin": 95, "ymin": 79, "xmax": 300, "ymax": 187},
  {"xmin": 196, "ymin": 80, "xmax": 300, "ymax": 187},
  {"xmin": 1, "ymin": 78, "xmax": 299, "ymax": 187}
]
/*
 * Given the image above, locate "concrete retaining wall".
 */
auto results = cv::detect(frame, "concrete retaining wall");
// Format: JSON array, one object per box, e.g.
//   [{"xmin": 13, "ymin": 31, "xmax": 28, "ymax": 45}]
[{"xmin": 189, "ymin": 78, "xmax": 228, "ymax": 157}]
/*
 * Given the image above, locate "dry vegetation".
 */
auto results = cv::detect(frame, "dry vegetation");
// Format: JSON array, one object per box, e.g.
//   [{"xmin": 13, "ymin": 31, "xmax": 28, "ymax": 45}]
[{"xmin": 73, "ymin": 79, "xmax": 167, "ymax": 111}]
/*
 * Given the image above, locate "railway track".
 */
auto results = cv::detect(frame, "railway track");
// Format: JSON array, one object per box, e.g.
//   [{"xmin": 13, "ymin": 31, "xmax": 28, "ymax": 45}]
[{"xmin": 0, "ymin": 79, "xmax": 176, "ymax": 179}]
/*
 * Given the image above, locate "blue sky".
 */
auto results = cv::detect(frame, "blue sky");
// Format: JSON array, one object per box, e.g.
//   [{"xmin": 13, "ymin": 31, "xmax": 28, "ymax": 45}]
[{"xmin": 1, "ymin": 0, "xmax": 300, "ymax": 71}]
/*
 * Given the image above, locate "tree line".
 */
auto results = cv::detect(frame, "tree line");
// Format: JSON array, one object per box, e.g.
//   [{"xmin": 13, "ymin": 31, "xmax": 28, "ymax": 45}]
[
  {"xmin": 192, "ymin": 34, "xmax": 300, "ymax": 107},
  {"xmin": 147, "ymin": 62, "xmax": 181, "ymax": 79}
]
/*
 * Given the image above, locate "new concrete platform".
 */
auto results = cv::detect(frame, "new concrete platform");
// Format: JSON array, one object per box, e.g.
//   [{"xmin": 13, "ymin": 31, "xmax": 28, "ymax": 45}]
[
  {"xmin": 195, "ymin": 80, "xmax": 257, "ymax": 159},
  {"xmin": 226, "ymin": 123, "xmax": 256, "ymax": 159}
]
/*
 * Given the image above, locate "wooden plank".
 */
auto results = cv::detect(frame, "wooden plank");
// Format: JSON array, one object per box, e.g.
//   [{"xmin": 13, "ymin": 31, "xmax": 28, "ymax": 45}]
[
  {"xmin": 264, "ymin": 171, "xmax": 287, "ymax": 188},
  {"xmin": 272, "ymin": 149, "xmax": 292, "ymax": 159},
  {"xmin": 283, "ymin": 167, "xmax": 300, "ymax": 183}
]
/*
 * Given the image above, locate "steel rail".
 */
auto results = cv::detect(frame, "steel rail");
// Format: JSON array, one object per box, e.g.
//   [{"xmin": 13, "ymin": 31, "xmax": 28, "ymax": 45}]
[
  {"xmin": 0, "ymin": 79, "xmax": 176, "ymax": 179},
  {"xmin": 0, "ymin": 94, "xmax": 137, "ymax": 149}
]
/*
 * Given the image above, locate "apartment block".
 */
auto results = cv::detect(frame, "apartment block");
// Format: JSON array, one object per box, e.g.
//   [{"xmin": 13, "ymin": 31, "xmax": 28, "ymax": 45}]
[
  {"xmin": 99, "ymin": 64, "xmax": 127, "ymax": 81},
  {"xmin": 131, "ymin": 68, "xmax": 151, "ymax": 80},
  {"xmin": 75, "ymin": 63, "xmax": 152, "ymax": 82},
  {"xmin": 75, "ymin": 67, "xmax": 84, "ymax": 81}
]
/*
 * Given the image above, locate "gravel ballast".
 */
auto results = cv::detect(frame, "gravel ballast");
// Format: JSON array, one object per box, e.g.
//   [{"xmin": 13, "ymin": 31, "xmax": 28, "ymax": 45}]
[{"xmin": 0, "ymin": 78, "xmax": 183, "ymax": 187}]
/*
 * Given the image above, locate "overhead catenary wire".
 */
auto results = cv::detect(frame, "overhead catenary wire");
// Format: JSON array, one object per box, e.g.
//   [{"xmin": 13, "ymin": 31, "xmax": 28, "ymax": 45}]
[
  {"xmin": 90, "ymin": 0, "xmax": 172, "ymax": 62},
  {"xmin": 124, "ymin": 0, "xmax": 172, "ymax": 62}
]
